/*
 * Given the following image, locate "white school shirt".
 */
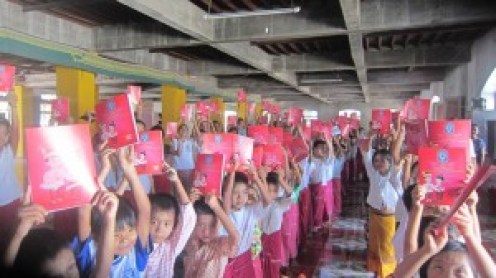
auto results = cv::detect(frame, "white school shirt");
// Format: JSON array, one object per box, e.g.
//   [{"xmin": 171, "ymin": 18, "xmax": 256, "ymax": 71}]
[
  {"xmin": 0, "ymin": 145, "xmax": 22, "ymax": 206},
  {"xmin": 363, "ymin": 150, "xmax": 403, "ymax": 214},
  {"xmin": 222, "ymin": 202, "xmax": 268, "ymax": 255},
  {"xmin": 392, "ymin": 201, "xmax": 409, "ymax": 263},
  {"xmin": 332, "ymin": 157, "xmax": 346, "ymax": 179},
  {"xmin": 300, "ymin": 157, "xmax": 334, "ymax": 186},
  {"xmin": 260, "ymin": 197, "xmax": 292, "ymax": 235},
  {"xmin": 172, "ymin": 138, "xmax": 198, "ymax": 170}
]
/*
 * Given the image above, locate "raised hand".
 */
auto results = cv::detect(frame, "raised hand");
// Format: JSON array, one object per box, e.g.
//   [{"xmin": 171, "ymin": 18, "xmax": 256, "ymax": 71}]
[
  {"xmin": 452, "ymin": 203, "xmax": 475, "ymax": 238},
  {"xmin": 205, "ymin": 194, "xmax": 220, "ymax": 210},
  {"xmin": 163, "ymin": 161, "xmax": 180, "ymax": 183},
  {"xmin": 412, "ymin": 184, "xmax": 426, "ymax": 208},
  {"xmin": 93, "ymin": 191, "xmax": 119, "ymax": 220},
  {"xmin": 189, "ymin": 188, "xmax": 203, "ymax": 203},
  {"xmin": 16, "ymin": 187, "xmax": 47, "ymax": 238},
  {"xmin": 422, "ymin": 223, "xmax": 448, "ymax": 255}
]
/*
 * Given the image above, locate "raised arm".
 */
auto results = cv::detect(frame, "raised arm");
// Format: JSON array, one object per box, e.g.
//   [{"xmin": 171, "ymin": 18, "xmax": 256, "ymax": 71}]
[
  {"xmin": 391, "ymin": 123, "xmax": 405, "ymax": 166},
  {"xmin": 206, "ymin": 194, "xmax": 239, "ymax": 257},
  {"xmin": 404, "ymin": 185, "xmax": 425, "ymax": 256},
  {"xmin": 277, "ymin": 167, "xmax": 292, "ymax": 196},
  {"xmin": 164, "ymin": 162, "xmax": 190, "ymax": 205},
  {"xmin": 402, "ymin": 154, "xmax": 413, "ymax": 190},
  {"xmin": 222, "ymin": 165, "xmax": 237, "ymax": 215},
  {"xmin": 252, "ymin": 165, "xmax": 273, "ymax": 207},
  {"xmin": 118, "ymin": 147, "xmax": 151, "ymax": 247}
]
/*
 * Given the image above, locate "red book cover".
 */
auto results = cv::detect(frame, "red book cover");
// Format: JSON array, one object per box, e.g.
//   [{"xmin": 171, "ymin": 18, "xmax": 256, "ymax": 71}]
[
  {"xmin": 134, "ymin": 131, "xmax": 164, "ymax": 175},
  {"xmin": 180, "ymin": 104, "xmax": 193, "ymax": 121},
  {"xmin": 270, "ymin": 104, "xmax": 281, "ymax": 115},
  {"xmin": 237, "ymin": 90, "xmax": 247, "ymax": 102},
  {"xmin": 287, "ymin": 106, "xmax": 303, "ymax": 126},
  {"xmin": 427, "ymin": 120, "xmax": 471, "ymax": 150},
  {"xmin": 303, "ymin": 125, "xmax": 312, "ymax": 141},
  {"xmin": 25, "ymin": 124, "xmax": 97, "ymax": 212},
  {"xmin": 196, "ymin": 102, "xmax": 209, "ymax": 120},
  {"xmin": 341, "ymin": 124, "xmax": 351, "ymax": 137},
  {"xmin": 51, "ymin": 98, "xmax": 70, "ymax": 123},
  {"xmin": 227, "ymin": 115, "xmax": 237, "ymax": 127},
  {"xmin": 311, "ymin": 120, "xmax": 325, "ymax": 135},
  {"xmin": 371, "ymin": 109, "xmax": 392, "ymax": 134},
  {"xmin": 405, "ymin": 99, "xmax": 430, "ymax": 120},
  {"xmin": 283, "ymin": 132, "xmax": 293, "ymax": 149},
  {"xmin": 391, "ymin": 111, "xmax": 400, "ymax": 122},
  {"xmin": 194, "ymin": 153, "xmax": 225, "ymax": 196},
  {"xmin": 248, "ymin": 103, "xmax": 257, "ymax": 115},
  {"xmin": 252, "ymin": 145, "xmax": 264, "ymax": 168},
  {"xmin": 248, "ymin": 125, "xmax": 269, "ymax": 145},
  {"xmin": 268, "ymin": 127, "xmax": 284, "ymax": 144},
  {"xmin": 350, "ymin": 118, "xmax": 360, "ymax": 130},
  {"xmin": 358, "ymin": 138, "xmax": 370, "ymax": 150},
  {"xmin": 418, "ymin": 147, "xmax": 467, "ymax": 205},
  {"xmin": 126, "ymin": 85, "xmax": 141, "ymax": 106},
  {"xmin": 166, "ymin": 122, "xmax": 178, "ymax": 139},
  {"xmin": 233, "ymin": 135, "xmax": 254, "ymax": 169},
  {"xmin": 289, "ymin": 138, "xmax": 309, "ymax": 162},
  {"xmin": 405, "ymin": 120, "xmax": 428, "ymax": 155},
  {"xmin": 263, "ymin": 144, "xmax": 285, "ymax": 169},
  {"xmin": 259, "ymin": 115, "xmax": 269, "ymax": 125},
  {"xmin": 262, "ymin": 99, "xmax": 271, "ymax": 111},
  {"xmin": 95, "ymin": 94, "xmax": 138, "ymax": 148},
  {"xmin": 0, "ymin": 64, "xmax": 15, "ymax": 92},
  {"xmin": 201, "ymin": 133, "xmax": 234, "ymax": 163}
]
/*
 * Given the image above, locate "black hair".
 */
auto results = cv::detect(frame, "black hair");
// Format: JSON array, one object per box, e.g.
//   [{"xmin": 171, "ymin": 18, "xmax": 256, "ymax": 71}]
[
  {"xmin": 12, "ymin": 228, "xmax": 72, "ymax": 278},
  {"xmin": 91, "ymin": 196, "xmax": 136, "ymax": 240},
  {"xmin": 149, "ymin": 193, "xmax": 180, "ymax": 229},
  {"xmin": 237, "ymin": 118, "xmax": 244, "ymax": 123},
  {"xmin": 136, "ymin": 119, "xmax": 146, "ymax": 128},
  {"xmin": 228, "ymin": 126, "xmax": 238, "ymax": 133},
  {"xmin": 403, "ymin": 184, "xmax": 416, "ymax": 212},
  {"xmin": 266, "ymin": 172, "xmax": 279, "ymax": 186},
  {"xmin": 193, "ymin": 198, "xmax": 215, "ymax": 217},
  {"xmin": 313, "ymin": 139, "xmax": 326, "ymax": 150},
  {"xmin": 234, "ymin": 171, "xmax": 249, "ymax": 185},
  {"xmin": 420, "ymin": 240, "xmax": 470, "ymax": 278},
  {"xmin": 372, "ymin": 149, "xmax": 392, "ymax": 165}
]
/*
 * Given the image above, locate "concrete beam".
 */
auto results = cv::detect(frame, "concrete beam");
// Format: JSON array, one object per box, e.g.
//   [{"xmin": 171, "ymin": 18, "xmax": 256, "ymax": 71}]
[
  {"xmin": 340, "ymin": 0, "xmax": 369, "ymax": 102},
  {"xmin": 272, "ymin": 54, "xmax": 355, "ymax": 72},
  {"xmin": 95, "ymin": 23, "xmax": 202, "ymax": 51},
  {"xmin": 312, "ymin": 86, "xmax": 364, "ymax": 95},
  {"xmin": 367, "ymin": 83, "xmax": 430, "ymax": 92},
  {"xmin": 187, "ymin": 61, "xmax": 263, "ymax": 76},
  {"xmin": 361, "ymin": 0, "xmax": 496, "ymax": 32},
  {"xmin": 217, "ymin": 76, "xmax": 290, "ymax": 89},
  {"xmin": 366, "ymin": 45, "xmax": 471, "ymax": 68},
  {"xmin": 368, "ymin": 69, "xmax": 446, "ymax": 84},
  {"xmin": 100, "ymin": 49, "xmax": 188, "ymax": 74},
  {"xmin": 116, "ymin": 0, "xmax": 214, "ymax": 41}
]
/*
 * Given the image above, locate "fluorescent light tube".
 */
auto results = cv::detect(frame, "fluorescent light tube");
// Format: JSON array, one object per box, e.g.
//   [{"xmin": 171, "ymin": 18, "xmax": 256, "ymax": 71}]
[{"xmin": 204, "ymin": 7, "xmax": 301, "ymax": 19}]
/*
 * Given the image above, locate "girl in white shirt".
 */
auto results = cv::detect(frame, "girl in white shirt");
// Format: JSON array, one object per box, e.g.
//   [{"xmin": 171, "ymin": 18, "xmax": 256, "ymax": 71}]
[{"xmin": 171, "ymin": 123, "xmax": 200, "ymax": 192}]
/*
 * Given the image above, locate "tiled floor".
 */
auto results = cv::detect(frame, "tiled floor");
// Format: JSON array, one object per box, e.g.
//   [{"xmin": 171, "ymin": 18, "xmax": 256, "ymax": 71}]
[{"xmin": 289, "ymin": 181, "xmax": 496, "ymax": 278}]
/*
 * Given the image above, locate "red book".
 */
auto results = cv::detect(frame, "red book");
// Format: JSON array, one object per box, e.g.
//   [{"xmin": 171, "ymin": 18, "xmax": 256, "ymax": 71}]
[
  {"xmin": 405, "ymin": 99, "xmax": 430, "ymax": 120},
  {"xmin": 0, "ymin": 64, "xmax": 15, "ymax": 92},
  {"xmin": 311, "ymin": 120, "xmax": 325, "ymax": 135},
  {"xmin": 51, "ymin": 98, "xmax": 70, "ymax": 123},
  {"xmin": 207, "ymin": 100, "xmax": 219, "ymax": 114},
  {"xmin": 341, "ymin": 124, "xmax": 351, "ymax": 137},
  {"xmin": 270, "ymin": 104, "xmax": 281, "ymax": 115},
  {"xmin": 391, "ymin": 111, "xmax": 400, "ymax": 122},
  {"xmin": 418, "ymin": 147, "xmax": 467, "ymax": 205},
  {"xmin": 134, "ymin": 131, "xmax": 164, "ymax": 175},
  {"xmin": 262, "ymin": 99, "xmax": 271, "ymax": 111},
  {"xmin": 180, "ymin": 104, "xmax": 193, "ymax": 121},
  {"xmin": 248, "ymin": 103, "xmax": 257, "ymax": 115},
  {"xmin": 427, "ymin": 120, "xmax": 471, "ymax": 150},
  {"xmin": 196, "ymin": 102, "xmax": 209, "ymax": 120},
  {"xmin": 25, "ymin": 124, "xmax": 97, "ymax": 212},
  {"xmin": 405, "ymin": 120, "xmax": 428, "ymax": 155},
  {"xmin": 289, "ymin": 138, "xmax": 309, "ymax": 162},
  {"xmin": 126, "ymin": 85, "xmax": 141, "ymax": 106},
  {"xmin": 259, "ymin": 115, "xmax": 269, "ymax": 125},
  {"xmin": 302, "ymin": 125, "xmax": 312, "ymax": 141},
  {"xmin": 287, "ymin": 106, "xmax": 303, "ymax": 126},
  {"xmin": 194, "ymin": 153, "xmax": 225, "ymax": 197},
  {"xmin": 268, "ymin": 127, "xmax": 284, "ymax": 144},
  {"xmin": 371, "ymin": 109, "xmax": 392, "ymax": 134},
  {"xmin": 232, "ymin": 135, "xmax": 254, "ymax": 170},
  {"xmin": 166, "ymin": 122, "xmax": 178, "ymax": 139},
  {"xmin": 263, "ymin": 144, "xmax": 285, "ymax": 170},
  {"xmin": 237, "ymin": 90, "xmax": 247, "ymax": 102},
  {"xmin": 248, "ymin": 125, "xmax": 269, "ymax": 145},
  {"xmin": 95, "ymin": 94, "xmax": 138, "ymax": 148},
  {"xmin": 358, "ymin": 138, "xmax": 370, "ymax": 150},
  {"xmin": 201, "ymin": 133, "xmax": 234, "ymax": 163},
  {"xmin": 350, "ymin": 118, "xmax": 360, "ymax": 130},
  {"xmin": 350, "ymin": 113, "xmax": 359, "ymax": 120},
  {"xmin": 252, "ymin": 145, "xmax": 264, "ymax": 168},
  {"xmin": 283, "ymin": 132, "xmax": 293, "ymax": 149},
  {"xmin": 227, "ymin": 115, "xmax": 237, "ymax": 127}
]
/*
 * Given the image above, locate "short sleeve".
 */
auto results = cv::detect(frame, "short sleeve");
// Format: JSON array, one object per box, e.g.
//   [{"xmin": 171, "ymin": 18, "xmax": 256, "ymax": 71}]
[
  {"xmin": 134, "ymin": 238, "xmax": 150, "ymax": 271},
  {"xmin": 72, "ymin": 237, "xmax": 94, "ymax": 278},
  {"xmin": 469, "ymin": 139, "xmax": 476, "ymax": 158}
]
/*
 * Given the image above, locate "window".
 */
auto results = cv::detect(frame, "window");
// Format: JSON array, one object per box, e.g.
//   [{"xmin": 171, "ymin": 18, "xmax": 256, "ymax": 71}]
[
  {"xmin": 481, "ymin": 68, "xmax": 496, "ymax": 110},
  {"xmin": 224, "ymin": 110, "xmax": 236, "ymax": 130},
  {"xmin": 339, "ymin": 109, "xmax": 361, "ymax": 119},
  {"xmin": 0, "ymin": 100, "xmax": 9, "ymax": 121},
  {"xmin": 303, "ymin": 110, "xmax": 318, "ymax": 126},
  {"xmin": 40, "ymin": 93, "xmax": 56, "ymax": 126}
]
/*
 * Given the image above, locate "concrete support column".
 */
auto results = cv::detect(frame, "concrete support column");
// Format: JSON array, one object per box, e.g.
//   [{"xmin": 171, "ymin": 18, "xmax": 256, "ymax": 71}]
[
  {"xmin": 162, "ymin": 85, "xmax": 186, "ymax": 125},
  {"xmin": 55, "ymin": 66, "xmax": 98, "ymax": 121}
]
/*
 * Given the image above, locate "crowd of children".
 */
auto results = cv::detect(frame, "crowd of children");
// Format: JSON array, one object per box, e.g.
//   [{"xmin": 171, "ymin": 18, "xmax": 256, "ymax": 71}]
[{"xmin": 0, "ymin": 90, "xmax": 496, "ymax": 278}]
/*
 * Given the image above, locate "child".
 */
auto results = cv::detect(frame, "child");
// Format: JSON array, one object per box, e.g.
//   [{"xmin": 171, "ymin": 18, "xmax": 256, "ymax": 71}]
[
  {"xmin": 332, "ymin": 137, "xmax": 347, "ymax": 217},
  {"xmin": 73, "ymin": 147, "xmax": 151, "ymax": 278},
  {"xmin": 0, "ymin": 93, "xmax": 22, "ymax": 248},
  {"xmin": 183, "ymin": 194, "xmax": 239, "ymax": 278},
  {"xmin": 260, "ymin": 168, "xmax": 293, "ymax": 278},
  {"xmin": 359, "ymin": 127, "xmax": 404, "ymax": 278},
  {"xmin": 145, "ymin": 162, "xmax": 197, "ymax": 277},
  {"xmin": 171, "ymin": 123, "xmax": 200, "ymax": 191},
  {"xmin": 391, "ymin": 204, "xmax": 496, "ymax": 278},
  {"xmin": 222, "ymin": 164, "xmax": 273, "ymax": 278}
]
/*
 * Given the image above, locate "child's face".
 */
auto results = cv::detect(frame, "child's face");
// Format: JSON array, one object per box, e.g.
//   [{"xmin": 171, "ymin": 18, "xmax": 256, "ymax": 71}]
[
  {"xmin": 150, "ymin": 208, "xmax": 176, "ymax": 244},
  {"xmin": 179, "ymin": 125, "xmax": 188, "ymax": 137},
  {"xmin": 42, "ymin": 247, "xmax": 79, "ymax": 278},
  {"xmin": 373, "ymin": 154, "xmax": 390, "ymax": 175},
  {"xmin": 313, "ymin": 144, "xmax": 326, "ymax": 159},
  {"xmin": 268, "ymin": 183, "xmax": 279, "ymax": 200},
  {"xmin": 194, "ymin": 214, "xmax": 216, "ymax": 244},
  {"xmin": 137, "ymin": 123, "xmax": 145, "ymax": 133},
  {"xmin": 427, "ymin": 251, "xmax": 473, "ymax": 278},
  {"xmin": 114, "ymin": 224, "xmax": 138, "ymax": 256},
  {"xmin": 232, "ymin": 182, "xmax": 249, "ymax": 211}
]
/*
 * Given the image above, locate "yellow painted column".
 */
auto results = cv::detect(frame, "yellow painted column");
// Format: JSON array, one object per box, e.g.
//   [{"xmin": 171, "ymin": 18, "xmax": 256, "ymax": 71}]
[
  {"xmin": 210, "ymin": 97, "xmax": 225, "ymax": 125},
  {"xmin": 162, "ymin": 85, "xmax": 186, "ymax": 124},
  {"xmin": 55, "ymin": 66, "xmax": 98, "ymax": 122},
  {"xmin": 14, "ymin": 85, "xmax": 36, "ymax": 187},
  {"xmin": 237, "ymin": 101, "xmax": 247, "ymax": 121}
]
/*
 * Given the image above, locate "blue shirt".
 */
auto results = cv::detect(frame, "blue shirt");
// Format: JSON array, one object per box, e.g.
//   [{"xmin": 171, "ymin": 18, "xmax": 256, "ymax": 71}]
[
  {"xmin": 472, "ymin": 138, "xmax": 486, "ymax": 164},
  {"xmin": 72, "ymin": 236, "xmax": 149, "ymax": 278}
]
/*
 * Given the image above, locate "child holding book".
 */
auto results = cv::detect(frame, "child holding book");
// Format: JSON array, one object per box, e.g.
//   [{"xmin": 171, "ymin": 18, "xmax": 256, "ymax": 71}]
[
  {"xmin": 73, "ymin": 147, "xmax": 151, "ymax": 278},
  {"xmin": 171, "ymin": 123, "xmax": 200, "ymax": 192},
  {"xmin": 359, "ymin": 126, "xmax": 404, "ymax": 278},
  {"xmin": 332, "ymin": 136, "xmax": 348, "ymax": 217},
  {"xmin": 222, "ymin": 164, "xmax": 273, "ymax": 278},
  {"xmin": 183, "ymin": 194, "xmax": 239, "ymax": 278},
  {"xmin": 0, "ymin": 93, "xmax": 22, "ymax": 248},
  {"xmin": 145, "ymin": 162, "xmax": 196, "ymax": 277}
]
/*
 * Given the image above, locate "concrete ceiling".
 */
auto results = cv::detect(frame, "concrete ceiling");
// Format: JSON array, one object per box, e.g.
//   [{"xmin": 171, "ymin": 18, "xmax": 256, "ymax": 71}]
[{"xmin": 5, "ymin": 0, "xmax": 496, "ymax": 104}]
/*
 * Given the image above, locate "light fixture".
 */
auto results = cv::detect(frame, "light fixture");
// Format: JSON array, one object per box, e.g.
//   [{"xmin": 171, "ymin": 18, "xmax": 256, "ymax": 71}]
[
  {"xmin": 431, "ymin": 95, "xmax": 440, "ymax": 103},
  {"xmin": 204, "ymin": 7, "xmax": 301, "ymax": 19},
  {"xmin": 300, "ymin": 78, "xmax": 343, "ymax": 84}
]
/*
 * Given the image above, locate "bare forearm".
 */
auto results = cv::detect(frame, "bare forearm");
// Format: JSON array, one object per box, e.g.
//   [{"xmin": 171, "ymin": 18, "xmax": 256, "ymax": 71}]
[
  {"xmin": 223, "ymin": 173, "xmax": 235, "ymax": 214},
  {"xmin": 469, "ymin": 206, "xmax": 482, "ymax": 243},
  {"xmin": 126, "ymin": 172, "xmax": 151, "ymax": 244},
  {"xmin": 404, "ymin": 206, "xmax": 423, "ymax": 256},
  {"xmin": 78, "ymin": 205, "xmax": 92, "ymax": 241},
  {"xmin": 254, "ymin": 177, "xmax": 272, "ymax": 206},
  {"xmin": 4, "ymin": 233, "xmax": 24, "ymax": 266},
  {"xmin": 464, "ymin": 235, "xmax": 496, "ymax": 278},
  {"xmin": 93, "ymin": 218, "xmax": 115, "ymax": 278},
  {"xmin": 213, "ymin": 206, "xmax": 239, "ymax": 244},
  {"xmin": 393, "ymin": 247, "xmax": 432, "ymax": 278},
  {"xmin": 173, "ymin": 179, "xmax": 190, "ymax": 205}
]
